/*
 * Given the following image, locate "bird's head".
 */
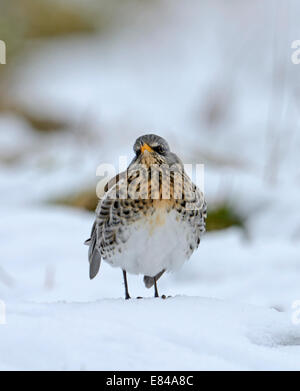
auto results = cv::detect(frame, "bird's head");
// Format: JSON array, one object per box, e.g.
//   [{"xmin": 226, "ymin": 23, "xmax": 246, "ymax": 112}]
[{"xmin": 132, "ymin": 134, "xmax": 182, "ymax": 167}]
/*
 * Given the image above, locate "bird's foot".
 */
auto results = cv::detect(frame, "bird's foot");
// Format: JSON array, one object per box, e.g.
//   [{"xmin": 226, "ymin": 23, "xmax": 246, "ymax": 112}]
[
  {"xmin": 136, "ymin": 296, "xmax": 143, "ymax": 299},
  {"xmin": 125, "ymin": 294, "xmax": 131, "ymax": 300},
  {"xmin": 161, "ymin": 295, "xmax": 172, "ymax": 299}
]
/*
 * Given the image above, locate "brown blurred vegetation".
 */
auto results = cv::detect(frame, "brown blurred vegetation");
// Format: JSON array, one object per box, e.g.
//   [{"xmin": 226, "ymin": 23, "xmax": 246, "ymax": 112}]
[
  {"xmin": 0, "ymin": 0, "xmax": 156, "ymax": 133},
  {"xmin": 0, "ymin": 0, "xmax": 97, "ymax": 132}
]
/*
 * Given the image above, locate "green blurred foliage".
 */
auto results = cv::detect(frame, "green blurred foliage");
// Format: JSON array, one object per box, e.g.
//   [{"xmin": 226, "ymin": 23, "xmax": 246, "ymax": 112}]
[{"xmin": 206, "ymin": 204, "xmax": 244, "ymax": 232}]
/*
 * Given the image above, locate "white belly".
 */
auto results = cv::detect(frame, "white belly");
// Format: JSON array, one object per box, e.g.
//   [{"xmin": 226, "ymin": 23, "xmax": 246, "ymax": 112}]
[{"xmin": 104, "ymin": 209, "xmax": 195, "ymax": 276}]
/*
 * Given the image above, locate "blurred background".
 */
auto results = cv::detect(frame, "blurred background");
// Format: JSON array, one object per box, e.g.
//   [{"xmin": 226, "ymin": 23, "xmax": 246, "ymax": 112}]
[{"xmin": 0, "ymin": 0, "xmax": 299, "ymax": 310}]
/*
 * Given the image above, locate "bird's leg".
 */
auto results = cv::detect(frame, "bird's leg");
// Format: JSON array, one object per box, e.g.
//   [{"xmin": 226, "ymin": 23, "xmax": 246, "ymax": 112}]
[
  {"xmin": 153, "ymin": 277, "xmax": 169, "ymax": 299},
  {"xmin": 153, "ymin": 276, "xmax": 159, "ymax": 298},
  {"xmin": 122, "ymin": 270, "xmax": 131, "ymax": 300}
]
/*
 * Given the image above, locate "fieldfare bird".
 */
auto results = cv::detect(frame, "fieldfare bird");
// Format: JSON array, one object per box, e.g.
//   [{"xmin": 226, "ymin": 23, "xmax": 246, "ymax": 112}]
[{"xmin": 85, "ymin": 134, "xmax": 206, "ymax": 299}]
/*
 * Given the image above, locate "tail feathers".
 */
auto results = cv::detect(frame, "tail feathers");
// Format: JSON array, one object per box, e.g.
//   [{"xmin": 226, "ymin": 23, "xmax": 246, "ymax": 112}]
[
  {"xmin": 144, "ymin": 269, "xmax": 165, "ymax": 288},
  {"xmin": 86, "ymin": 222, "xmax": 101, "ymax": 279},
  {"xmin": 89, "ymin": 249, "xmax": 101, "ymax": 279}
]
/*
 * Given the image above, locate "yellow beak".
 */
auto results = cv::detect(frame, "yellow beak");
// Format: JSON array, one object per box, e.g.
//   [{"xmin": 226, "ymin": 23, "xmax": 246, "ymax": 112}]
[{"xmin": 140, "ymin": 143, "xmax": 153, "ymax": 153}]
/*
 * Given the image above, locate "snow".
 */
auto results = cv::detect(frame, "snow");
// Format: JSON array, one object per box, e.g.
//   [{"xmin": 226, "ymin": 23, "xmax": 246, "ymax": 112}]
[
  {"xmin": 2, "ymin": 297, "xmax": 300, "ymax": 371},
  {"xmin": 1, "ymin": 0, "xmax": 300, "ymax": 371},
  {"xmin": 0, "ymin": 207, "xmax": 300, "ymax": 370}
]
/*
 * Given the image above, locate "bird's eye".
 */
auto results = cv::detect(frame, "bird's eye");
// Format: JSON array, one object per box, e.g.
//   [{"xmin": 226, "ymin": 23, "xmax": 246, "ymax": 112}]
[{"xmin": 153, "ymin": 145, "xmax": 165, "ymax": 155}]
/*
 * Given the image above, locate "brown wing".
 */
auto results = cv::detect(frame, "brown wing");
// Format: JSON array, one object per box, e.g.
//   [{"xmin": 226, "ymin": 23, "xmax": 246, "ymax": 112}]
[{"xmin": 85, "ymin": 171, "xmax": 127, "ymax": 279}]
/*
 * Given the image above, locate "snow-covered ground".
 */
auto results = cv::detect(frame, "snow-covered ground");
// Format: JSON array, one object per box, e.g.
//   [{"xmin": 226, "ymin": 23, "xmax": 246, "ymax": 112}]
[
  {"xmin": 2, "ymin": 296, "xmax": 300, "ymax": 371},
  {"xmin": 1, "ymin": 0, "xmax": 300, "ymax": 370},
  {"xmin": 0, "ymin": 206, "xmax": 299, "ymax": 370}
]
